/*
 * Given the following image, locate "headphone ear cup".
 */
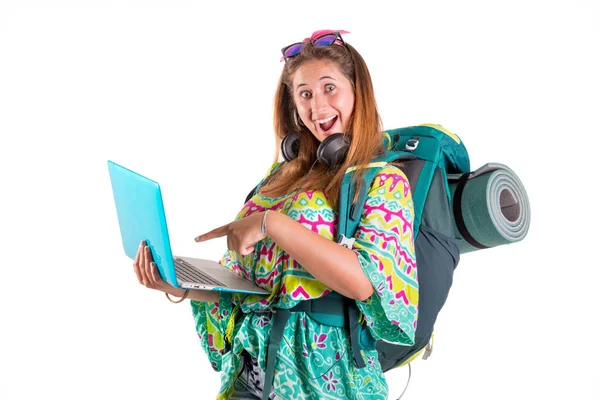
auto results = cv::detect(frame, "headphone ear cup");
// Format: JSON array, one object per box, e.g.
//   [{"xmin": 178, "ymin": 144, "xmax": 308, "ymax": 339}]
[
  {"xmin": 281, "ymin": 132, "xmax": 300, "ymax": 162},
  {"xmin": 316, "ymin": 133, "xmax": 350, "ymax": 169}
]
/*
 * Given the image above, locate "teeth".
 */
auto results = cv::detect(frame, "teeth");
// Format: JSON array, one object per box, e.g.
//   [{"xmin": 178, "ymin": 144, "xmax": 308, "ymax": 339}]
[{"xmin": 316, "ymin": 115, "xmax": 336, "ymax": 124}]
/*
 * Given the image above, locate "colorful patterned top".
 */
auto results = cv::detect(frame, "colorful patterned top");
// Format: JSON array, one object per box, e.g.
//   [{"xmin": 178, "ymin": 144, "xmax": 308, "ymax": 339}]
[{"xmin": 191, "ymin": 164, "xmax": 418, "ymax": 400}]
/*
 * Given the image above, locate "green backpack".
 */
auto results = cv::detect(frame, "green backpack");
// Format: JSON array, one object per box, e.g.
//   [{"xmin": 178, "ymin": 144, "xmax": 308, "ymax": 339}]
[
  {"xmin": 337, "ymin": 123, "xmax": 470, "ymax": 372},
  {"xmin": 246, "ymin": 124, "xmax": 471, "ymax": 400}
]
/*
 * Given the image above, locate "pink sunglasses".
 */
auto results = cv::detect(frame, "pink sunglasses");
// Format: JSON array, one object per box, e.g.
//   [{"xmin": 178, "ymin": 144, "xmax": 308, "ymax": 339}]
[{"xmin": 280, "ymin": 30, "xmax": 350, "ymax": 62}]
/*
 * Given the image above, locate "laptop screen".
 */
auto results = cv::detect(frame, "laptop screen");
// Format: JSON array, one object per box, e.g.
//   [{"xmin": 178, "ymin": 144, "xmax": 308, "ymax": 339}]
[{"xmin": 107, "ymin": 160, "xmax": 178, "ymax": 287}]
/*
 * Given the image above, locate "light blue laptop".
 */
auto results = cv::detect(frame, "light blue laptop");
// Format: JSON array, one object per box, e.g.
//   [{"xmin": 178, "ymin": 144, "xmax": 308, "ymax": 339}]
[{"xmin": 107, "ymin": 160, "xmax": 269, "ymax": 295}]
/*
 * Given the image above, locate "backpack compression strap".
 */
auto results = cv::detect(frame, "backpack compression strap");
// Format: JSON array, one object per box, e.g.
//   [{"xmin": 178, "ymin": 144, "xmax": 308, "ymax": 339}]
[{"xmin": 452, "ymin": 172, "xmax": 490, "ymax": 250}]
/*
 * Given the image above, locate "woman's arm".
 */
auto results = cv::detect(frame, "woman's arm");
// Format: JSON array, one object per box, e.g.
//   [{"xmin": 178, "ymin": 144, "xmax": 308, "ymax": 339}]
[
  {"xmin": 265, "ymin": 211, "xmax": 374, "ymax": 301},
  {"xmin": 196, "ymin": 211, "xmax": 374, "ymax": 301}
]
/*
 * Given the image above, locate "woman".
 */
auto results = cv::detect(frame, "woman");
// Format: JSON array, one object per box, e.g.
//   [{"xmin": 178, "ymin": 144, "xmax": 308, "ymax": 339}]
[{"xmin": 133, "ymin": 30, "xmax": 418, "ymax": 399}]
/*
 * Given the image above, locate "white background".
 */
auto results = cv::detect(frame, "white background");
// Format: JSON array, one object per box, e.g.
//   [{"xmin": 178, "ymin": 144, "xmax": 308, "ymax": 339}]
[{"xmin": 1, "ymin": 1, "xmax": 599, "ymax": 399}]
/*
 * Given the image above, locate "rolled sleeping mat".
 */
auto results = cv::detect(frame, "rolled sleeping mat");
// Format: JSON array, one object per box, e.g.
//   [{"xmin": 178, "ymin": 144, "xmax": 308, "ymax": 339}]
[{"xmin": 448, "ymin": 163, "xmax": 531, "ymax": 253}]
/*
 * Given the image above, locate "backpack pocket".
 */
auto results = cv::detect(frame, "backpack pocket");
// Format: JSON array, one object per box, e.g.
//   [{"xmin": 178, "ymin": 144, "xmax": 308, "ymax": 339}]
[
  {"xmin": 415, "ymin": 223, "xmax": 459, "ymax": 331},
  {"xmin": 376, "ymin": 224, "xmax": 459, "ymax": 372}
]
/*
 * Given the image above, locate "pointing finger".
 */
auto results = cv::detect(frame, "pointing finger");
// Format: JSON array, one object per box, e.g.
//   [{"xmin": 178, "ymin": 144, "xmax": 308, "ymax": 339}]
[{"xmin": 195, "ymin": 223, "xmax": 230, "ymax": 242}]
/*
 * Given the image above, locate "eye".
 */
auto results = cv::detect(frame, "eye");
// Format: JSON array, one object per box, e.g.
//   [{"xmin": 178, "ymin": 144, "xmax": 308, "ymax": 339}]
[
  {"xmin": 300, "ymin": 90, "xmax": 311, "ymax": 99},
  {"xmin": 325, "ymin": 84, "xmax": 335, "ymax": 92}
]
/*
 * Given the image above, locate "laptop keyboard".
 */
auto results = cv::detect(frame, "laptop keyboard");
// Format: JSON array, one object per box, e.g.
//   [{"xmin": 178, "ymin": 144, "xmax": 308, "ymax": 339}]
[{"xmin": 174, "ymin": 258, "xmax": 227, "ymax": 287}]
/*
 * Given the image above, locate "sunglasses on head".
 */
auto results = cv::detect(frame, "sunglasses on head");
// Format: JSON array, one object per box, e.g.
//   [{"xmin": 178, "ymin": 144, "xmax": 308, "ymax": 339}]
[{"xmin": 280, "ymin": 31, "xmax": 349, "ymax": 61}]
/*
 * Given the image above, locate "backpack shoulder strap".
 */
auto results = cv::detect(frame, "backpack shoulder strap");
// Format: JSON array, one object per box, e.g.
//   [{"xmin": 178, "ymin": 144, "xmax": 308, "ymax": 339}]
[
  {"xmin": 337, "ymin": 150, "xmax": 416, "ymax": 242},
  {"xmin": 337, "ymin": 162, "xmax": 386, "ymax": 243}
]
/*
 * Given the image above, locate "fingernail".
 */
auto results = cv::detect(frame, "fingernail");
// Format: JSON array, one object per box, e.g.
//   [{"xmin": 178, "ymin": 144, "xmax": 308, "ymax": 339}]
[
  {"xmin": 151, "ymin": 262, "xmax": 156, "ymax": 267},
  {"xmin": 145, "ymin": 246, "xmax": 149, "ymax": 252},
  {"xmin": 194, "ymin": 236, "xmax": 200, "ymax": 242}
]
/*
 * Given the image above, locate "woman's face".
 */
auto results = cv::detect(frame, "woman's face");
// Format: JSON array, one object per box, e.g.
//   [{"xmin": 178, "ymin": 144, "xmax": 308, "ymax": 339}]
[{"xmin": 292, "ymin": 59, "xmax": 355, "ymax": 143}]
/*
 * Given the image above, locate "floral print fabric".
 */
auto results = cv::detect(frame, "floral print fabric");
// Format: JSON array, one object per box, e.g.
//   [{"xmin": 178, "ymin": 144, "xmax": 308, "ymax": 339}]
[{"xmin": 191, "ymin": 164, "xmax": 418, "ymax": 399}]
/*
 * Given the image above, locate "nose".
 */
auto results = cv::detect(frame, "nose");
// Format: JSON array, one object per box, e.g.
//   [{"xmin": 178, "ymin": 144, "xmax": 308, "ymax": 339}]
[{"xmin": 311, "ymin": 91, "xmax": 329, "ymax": 114}]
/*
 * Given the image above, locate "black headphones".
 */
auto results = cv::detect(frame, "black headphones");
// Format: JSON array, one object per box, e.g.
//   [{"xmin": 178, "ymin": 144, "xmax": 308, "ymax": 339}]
[{"xmin": 281, "ymin": 132, "xmax": 351, "ymax": 169}]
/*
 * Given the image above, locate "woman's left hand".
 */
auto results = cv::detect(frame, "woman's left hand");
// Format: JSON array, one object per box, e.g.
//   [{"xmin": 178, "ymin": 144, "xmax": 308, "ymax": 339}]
[{"xmin": 194, "ymin": 212, "xmax": 267, "ymax": 256}]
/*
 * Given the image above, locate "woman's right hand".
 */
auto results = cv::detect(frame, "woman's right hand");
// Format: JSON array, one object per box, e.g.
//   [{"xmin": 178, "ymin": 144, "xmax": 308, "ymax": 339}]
[{"xmin": 133, "ymin": 240, "xmax": 186, "ymax": 297}]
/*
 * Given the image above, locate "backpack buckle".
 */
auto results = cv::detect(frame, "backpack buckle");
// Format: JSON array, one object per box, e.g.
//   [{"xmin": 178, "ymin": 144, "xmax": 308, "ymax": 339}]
[
  {"xmin": 405, "ymin": 138, "xmax": 419, "ymax": 151},
  {"xmin": 338, "ymin": 234, "xmax": 355, "ymax": 249},
  {"xmin": 422, "ymin": 334, "xmax": 434, "ymax": 360}
]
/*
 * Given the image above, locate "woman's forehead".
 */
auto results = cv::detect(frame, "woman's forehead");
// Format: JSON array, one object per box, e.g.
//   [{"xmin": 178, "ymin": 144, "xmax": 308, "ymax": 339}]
[{"xmin": 292, "ymin": 60, "xmax": 344, "ymax": 85}]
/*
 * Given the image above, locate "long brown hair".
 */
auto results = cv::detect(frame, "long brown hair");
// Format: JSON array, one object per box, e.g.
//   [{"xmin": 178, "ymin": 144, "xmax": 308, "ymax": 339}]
[{"xmin": 259, "ymin": 40, "xmax": 384, "ymax": 210}]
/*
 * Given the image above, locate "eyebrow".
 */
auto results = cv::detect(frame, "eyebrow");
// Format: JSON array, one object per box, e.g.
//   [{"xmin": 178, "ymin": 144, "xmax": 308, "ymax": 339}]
[{"xmin": 296, "ymin": 75, "xmax": 338, "ymax": 89}]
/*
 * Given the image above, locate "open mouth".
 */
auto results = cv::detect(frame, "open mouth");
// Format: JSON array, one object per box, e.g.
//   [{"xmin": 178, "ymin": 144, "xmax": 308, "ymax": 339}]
[{"xmin": 317, "ymin": 115, "xmax": 338, "ymax": 134}]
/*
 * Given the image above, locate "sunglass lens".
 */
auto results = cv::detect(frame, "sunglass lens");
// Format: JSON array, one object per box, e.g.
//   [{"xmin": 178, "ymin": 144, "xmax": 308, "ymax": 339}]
[
  {"xmin": 284, "ymin": 43, "xmax": 304, "ymax": 58},
  {"xmin": 313, "ymin": 34, "xmax": 337, "ymax": 47}
]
